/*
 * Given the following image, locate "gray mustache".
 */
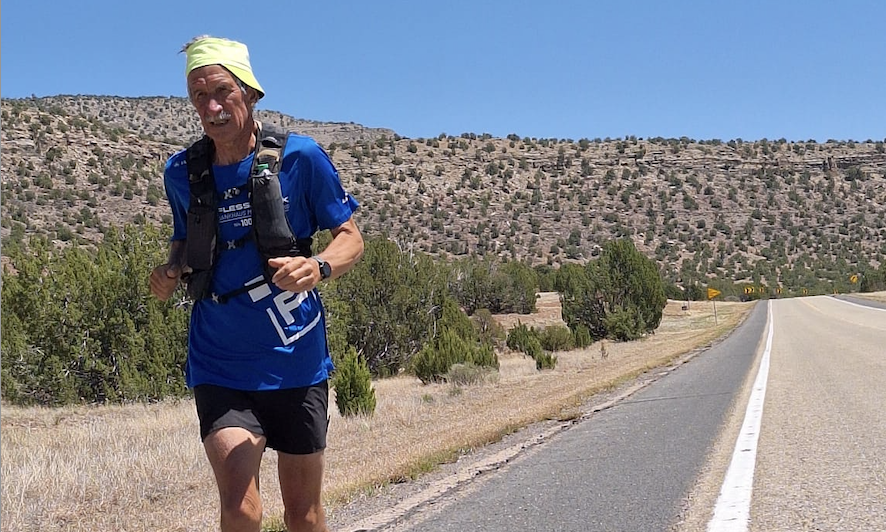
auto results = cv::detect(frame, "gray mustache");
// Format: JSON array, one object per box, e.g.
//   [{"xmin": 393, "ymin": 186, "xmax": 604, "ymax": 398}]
[{"xmin": 206, "ymin": 110, "xmax": 232, "ymax": 123}]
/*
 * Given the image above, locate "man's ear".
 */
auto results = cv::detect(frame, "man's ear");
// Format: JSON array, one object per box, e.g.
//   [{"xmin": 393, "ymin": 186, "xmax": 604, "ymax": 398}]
[{"xmin": 248, "ymin": 89, "xmax": 259, "ymax": 105}]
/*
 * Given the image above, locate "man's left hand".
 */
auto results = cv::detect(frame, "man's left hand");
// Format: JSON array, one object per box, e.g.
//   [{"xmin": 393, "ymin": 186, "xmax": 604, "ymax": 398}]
[{"xmin": 267, "ymin": 256, "xmax": 319, "ymax": 293}]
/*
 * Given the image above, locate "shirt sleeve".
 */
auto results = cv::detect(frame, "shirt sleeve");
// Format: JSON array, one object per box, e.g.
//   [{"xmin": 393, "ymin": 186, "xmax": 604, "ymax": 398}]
[
  {"xmin": 288, "ymin": 136, "xmax": 360, "ymax": 231},
  {"xmin": 163, "ymin": 151, "xmax": 190, "ymax": 242}
]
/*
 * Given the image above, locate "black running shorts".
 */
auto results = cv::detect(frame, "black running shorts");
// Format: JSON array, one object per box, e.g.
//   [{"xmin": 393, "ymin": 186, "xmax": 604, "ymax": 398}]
[{"xmin": 193, "ymin": 380, "xmax": 329, "ymax": 455}]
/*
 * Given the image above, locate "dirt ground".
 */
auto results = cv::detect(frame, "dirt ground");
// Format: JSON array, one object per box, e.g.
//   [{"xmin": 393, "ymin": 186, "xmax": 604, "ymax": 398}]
[{"xmin": 493, "ymin": 292, "xmax": 567, "ymax": 330}]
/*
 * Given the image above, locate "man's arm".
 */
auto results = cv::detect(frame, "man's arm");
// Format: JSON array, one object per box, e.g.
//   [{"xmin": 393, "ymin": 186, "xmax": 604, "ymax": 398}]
[
  {"xmin": 149, "ymin": 239, "xmax": 187, "ymax": 301},
  {"xmin": 314, "ymin": 217, "xmax": 364, "ymax": 281},
  {"xmin": 268, "ymin": 217, "xmax": 364, "ymax": 292}
]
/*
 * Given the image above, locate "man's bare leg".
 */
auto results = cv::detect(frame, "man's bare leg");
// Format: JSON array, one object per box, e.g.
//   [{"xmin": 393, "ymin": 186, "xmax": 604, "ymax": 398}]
[
  {"xmin": 204, "ymin": 427, "xmax": 266, "ymax": 532},
  {"xmin": 278, "ymin": 450, "xmax": 328, "ymax": 532}
]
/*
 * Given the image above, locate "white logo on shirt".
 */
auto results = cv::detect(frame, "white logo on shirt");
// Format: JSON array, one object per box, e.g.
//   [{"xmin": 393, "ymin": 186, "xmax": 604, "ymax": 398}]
[{"xmin": 247, "ymin": 276, "xmax": 320, "ymax": 345}]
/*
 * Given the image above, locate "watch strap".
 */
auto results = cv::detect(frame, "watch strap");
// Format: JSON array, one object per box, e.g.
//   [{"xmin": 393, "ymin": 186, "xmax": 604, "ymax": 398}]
[{"xmin": 312, "ymin": 256, "xmax": 331, "ymax": 280}]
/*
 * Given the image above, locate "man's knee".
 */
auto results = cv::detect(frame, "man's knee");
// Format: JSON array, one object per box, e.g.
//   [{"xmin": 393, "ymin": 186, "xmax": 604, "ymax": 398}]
[
  {"xmin": 220, "ymin": 490, "xmax": 262, "ymax": 531},
  {"xmin": 279, "ymin": 451, "xmax": 327, "ymax": 531},
  {"xmin": 284, "ymin": 503, "xmax": 327, "ymax": 532}
]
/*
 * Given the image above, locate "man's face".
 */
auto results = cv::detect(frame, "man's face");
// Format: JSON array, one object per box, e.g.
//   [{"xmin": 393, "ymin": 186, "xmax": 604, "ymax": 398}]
[{"xmin": 186, "ymin": 65, "xmax": 255, "ymax": 144}]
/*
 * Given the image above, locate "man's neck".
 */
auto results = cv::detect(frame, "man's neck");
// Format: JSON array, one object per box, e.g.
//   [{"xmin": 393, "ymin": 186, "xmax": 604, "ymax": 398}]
[{"xmin": 212, "ymin": 121, "xmax": 258, "ymax": 165}]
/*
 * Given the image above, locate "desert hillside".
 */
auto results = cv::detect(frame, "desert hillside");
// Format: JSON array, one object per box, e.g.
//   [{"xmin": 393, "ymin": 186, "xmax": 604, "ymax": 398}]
[{"xmin": 2, "ymin": 95, "xmax": 884, "ymax": 291}]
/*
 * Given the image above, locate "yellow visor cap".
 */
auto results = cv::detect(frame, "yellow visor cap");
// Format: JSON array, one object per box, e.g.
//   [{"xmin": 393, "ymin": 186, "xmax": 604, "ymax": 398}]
[{"xmin": 185, "ymin": 37, "xmax": 265, "ymax": 98}]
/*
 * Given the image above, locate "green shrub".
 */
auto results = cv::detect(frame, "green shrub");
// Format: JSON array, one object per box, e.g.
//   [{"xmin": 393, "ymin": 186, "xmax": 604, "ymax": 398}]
[
  {"xmin": 450, "ymin": 257, "xmax": 538, "ymax": 314},
  {"xmin": 439, "ymin": 296, "xmax": 477, "ymax": 343},
  {"xmin": 412, "ymin": 328, "xmax": 465, "ymax": 384},
  {"xmin": 446, "ymin": 362, "xmax": 498, "ymax": 386},
  {"xmin": 572, "ymin": 323, "xmax": 593, "ymax": 348},
  {"xmin": 604, "ymin": 306, "xmax": 646, "ymax": 341},
  {"xmin": 561, "ymin": 238, "xmax": 666, "ymax": 341},
  {"xmin": 860, "ymin": 265, "xmax": 886, "ymax": 292},
  {"xmin": 332, "ymin": 347, "xmax": 377, "ymax": 417},
  {"xmin": 323, "ymin": 237, "xmax": 451, "ymax": 377},
  {"xmin": 521, "ymin": 334, "xmax": 544, "ymax": 361},
  {"xmin": 506, "ymin": 322, "xmax": 535, "ymax": 352},
  {"xmin": 505, "ymin": 323, "xmax": 556, "ymax": 369},
  {"xmin": 538, "ymin": 325, "xmax": 575, "ymax": 352},
  {"xmin": 534, "ymin": 351, "xmax": 558, "ymax": 370},
  {"xmin": 412, "ymin": 328, "xmax": 499, "ymax": 384},
  {"xmin": 1, "ymin": 225, "xmax": 189, "ymax": 405},
  {"xmin": 469, "ymin": 342, "xmax": 499, "ymax": 370},
  {"xmin": 471, "ymin": 308, "xmax": 506, "ymax": 346}
]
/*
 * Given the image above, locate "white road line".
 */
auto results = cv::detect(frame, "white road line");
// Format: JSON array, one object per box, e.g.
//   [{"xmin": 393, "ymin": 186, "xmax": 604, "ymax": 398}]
[
  {"xmin": 707, "ymin": 300, "xmax": 774, "ymax": 532},
  {"xmin": 831, "ymin": 296, "xmax": 886, "ymax": 312}
]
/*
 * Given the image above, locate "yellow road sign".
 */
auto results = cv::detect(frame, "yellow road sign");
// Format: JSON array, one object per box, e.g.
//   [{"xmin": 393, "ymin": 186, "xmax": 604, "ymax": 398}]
[
  {"xmin": 707, "ymin": 288, "xmax": 721, "ymax": 299},
  {"xmin": 850, "ymin": 274, "xmax": 858, "ymax": 283}
]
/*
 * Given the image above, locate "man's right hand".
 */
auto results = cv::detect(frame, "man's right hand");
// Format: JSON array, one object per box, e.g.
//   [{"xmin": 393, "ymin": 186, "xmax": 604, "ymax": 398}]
[{"xmin": 149, "ymin": 263, "xmax": 182, "ymax": 301}]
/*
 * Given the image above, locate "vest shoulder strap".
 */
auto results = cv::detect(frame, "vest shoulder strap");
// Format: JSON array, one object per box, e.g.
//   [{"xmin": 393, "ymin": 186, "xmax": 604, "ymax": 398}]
[
  {"xmin": 186, "ymin": 135, "xmax": 214, "ymax": 186},
  {"xmin": 186, "ymin": 136, "xmax": 217, "ymax": 207},
  {"xmin": 182, "ymin": 135, "xmax": 219, "ymax": 301},
  {"xmin": 252, "ymin": 122, "xmax": 289, "ymax": 177}
]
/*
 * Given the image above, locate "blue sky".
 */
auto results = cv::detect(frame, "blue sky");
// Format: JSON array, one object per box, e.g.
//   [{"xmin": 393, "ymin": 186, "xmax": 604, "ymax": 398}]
[{"xmin": 2, "ymin": 1, "xmax": 884, "ymax": 142}]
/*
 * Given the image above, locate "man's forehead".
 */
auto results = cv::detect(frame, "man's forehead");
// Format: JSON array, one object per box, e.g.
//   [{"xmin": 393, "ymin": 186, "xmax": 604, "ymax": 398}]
[{"xmin": 187, "ymin": 65, "xmax": 237, "ymax": 87}]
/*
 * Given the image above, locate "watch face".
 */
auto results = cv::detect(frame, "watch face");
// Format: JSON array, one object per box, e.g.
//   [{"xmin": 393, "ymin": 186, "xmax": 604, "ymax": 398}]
[{"xmin": 316, "ymin": 258, "xmax": 331, "ymax": 279}]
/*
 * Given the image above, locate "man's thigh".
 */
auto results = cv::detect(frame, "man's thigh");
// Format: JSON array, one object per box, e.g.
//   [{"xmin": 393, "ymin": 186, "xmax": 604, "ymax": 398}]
[
  {"xmin": 278, "ymin": 450, "xmax": 326, "ymax": 510},
  {"xmin": 204, "ymin": 427, "xmax": 266, "ymax": 506}
]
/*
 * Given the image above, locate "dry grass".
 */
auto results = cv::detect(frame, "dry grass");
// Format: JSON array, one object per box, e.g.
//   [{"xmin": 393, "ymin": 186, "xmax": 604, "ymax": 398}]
[
  {"xmin": 0, "ymin": 399, "xmax": 214, "ymax": 531},
  {"xmin": 0, "ymin": 296, "xmax": 752, "ymax": 531},
  {"xmin": 851, "ymin": 290, "xmax": 886, "ymax": 303}
]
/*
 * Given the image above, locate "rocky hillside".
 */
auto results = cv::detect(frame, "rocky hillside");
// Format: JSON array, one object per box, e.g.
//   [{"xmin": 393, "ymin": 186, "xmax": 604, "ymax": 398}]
[{"xmin": 2, "ymin": 95, "xmax": 885, "ymax": 290}]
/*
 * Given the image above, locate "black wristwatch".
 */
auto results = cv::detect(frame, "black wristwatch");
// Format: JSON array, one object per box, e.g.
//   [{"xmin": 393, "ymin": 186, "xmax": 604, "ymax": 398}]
[{"xmin": 312, "ymin": 256, "xmax": 332, "ymax": 280}]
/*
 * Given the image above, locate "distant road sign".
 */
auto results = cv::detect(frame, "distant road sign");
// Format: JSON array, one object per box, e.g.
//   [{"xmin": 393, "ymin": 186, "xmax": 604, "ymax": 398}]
[
  {"xmin": 850, "ymin": 274, "xmax": 858, "ymax": 284},
  {"xmin": 744, "ymin": 286, "xmax": 755, "ymax": 294},
  {"xmin": 707, "ymin": 288, "xmax": 721, "ymax": 299}
]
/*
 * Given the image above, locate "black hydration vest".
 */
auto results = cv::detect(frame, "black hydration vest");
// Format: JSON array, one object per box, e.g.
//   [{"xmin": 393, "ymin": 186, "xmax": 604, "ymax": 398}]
[{"xmin": 183, "ymin": 122, "xmax": 313, "ymax": 304}]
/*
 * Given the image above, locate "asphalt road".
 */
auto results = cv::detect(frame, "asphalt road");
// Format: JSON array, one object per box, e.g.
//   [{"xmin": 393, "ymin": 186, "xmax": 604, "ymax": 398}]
[
  {"xmin": 386, "ymin": 304, "xmax": 770, "ymax": 532},
  {"xmin": 372, "ymin": 295, "xmax": 886, "ymax": 532},
  {"xmin": 749, "ymin": 296, "xmax": 886, "ymax": 531}
]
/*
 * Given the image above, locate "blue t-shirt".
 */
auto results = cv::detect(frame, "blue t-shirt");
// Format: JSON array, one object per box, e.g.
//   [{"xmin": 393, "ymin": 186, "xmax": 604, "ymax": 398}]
[{"xmin": 164, "ymin": 133, "xmax": 359, "ymax": 391}]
